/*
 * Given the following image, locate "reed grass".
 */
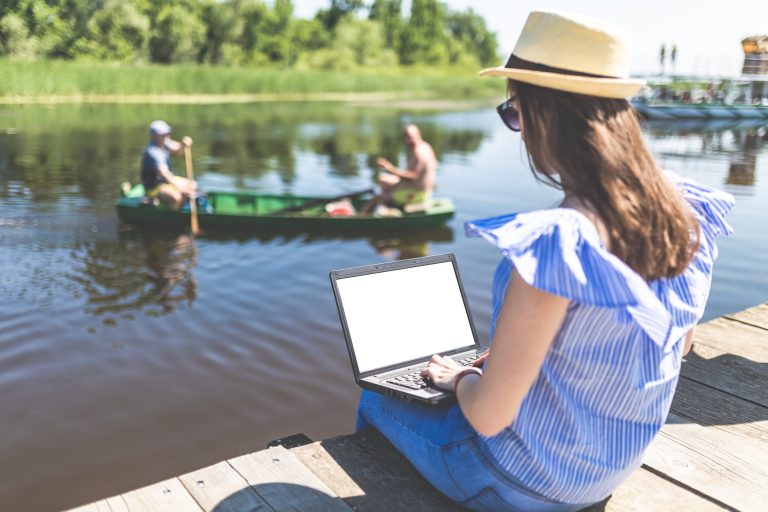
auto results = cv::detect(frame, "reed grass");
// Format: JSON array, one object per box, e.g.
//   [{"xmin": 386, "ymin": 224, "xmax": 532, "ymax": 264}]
[{"xmin": 0, "ymin": 60, "xmax": 500, "ymax": 101}]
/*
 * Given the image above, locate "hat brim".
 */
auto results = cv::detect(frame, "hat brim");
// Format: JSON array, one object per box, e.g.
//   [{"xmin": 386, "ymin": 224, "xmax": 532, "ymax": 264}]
[{"xmin": 479, "ymin": 67, "xmax": 645, "ymax": 99}]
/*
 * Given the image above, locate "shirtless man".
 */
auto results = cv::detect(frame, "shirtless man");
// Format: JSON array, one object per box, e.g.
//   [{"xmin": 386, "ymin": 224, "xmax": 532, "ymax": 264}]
[
  {"xmin": 141, "ymin": 120, "xmax": 196, "ymax": 210},
  {"xmin": 363, "ymin": 124, "xmax": 438, "ymax": 213}
]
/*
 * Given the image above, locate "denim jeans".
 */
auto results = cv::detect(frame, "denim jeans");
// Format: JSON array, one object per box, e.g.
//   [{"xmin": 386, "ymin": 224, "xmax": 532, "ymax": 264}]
[{"xmin": 356, "ymin": 390, "xmax": 595, "ymax": 512}]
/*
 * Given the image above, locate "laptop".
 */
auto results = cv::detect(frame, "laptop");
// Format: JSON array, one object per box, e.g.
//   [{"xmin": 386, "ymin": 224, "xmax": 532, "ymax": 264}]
[{"xmin": 330, "ymin": 253, "xmax": 485, "ymax": 406}]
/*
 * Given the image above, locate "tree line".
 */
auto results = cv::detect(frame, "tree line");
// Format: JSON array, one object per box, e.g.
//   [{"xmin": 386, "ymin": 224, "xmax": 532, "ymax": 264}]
[{"xmin": 0, "ymin": 0, "xmax": 499, "ymax": 69}]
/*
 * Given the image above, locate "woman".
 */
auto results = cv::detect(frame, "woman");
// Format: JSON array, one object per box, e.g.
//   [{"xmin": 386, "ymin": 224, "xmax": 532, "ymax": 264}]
[{"xmin": 356, "ymin": 11, "xmax": 735, "ymax": 512}]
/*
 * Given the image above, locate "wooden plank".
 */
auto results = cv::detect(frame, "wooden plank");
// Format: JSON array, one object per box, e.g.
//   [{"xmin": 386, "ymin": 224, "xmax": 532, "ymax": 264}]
[
  {"xmin": 67, "ymin": 502, "xmax": 112, "ymax": 512},
  {"xmin": 105, "ymin": 496, "xmax": 130, "ymax": 512},
  {"xmin": 121, "ymin": 477, "xmax": 203, "ymax": 512},
  {"xmin": 583, "ymin": 467, "xmax": 726, "ymax": 512},
  {"xmin": 228, "ymin": 446, "xmax": 351, "ymax": 512},
  {"xmin": 290, "ymin": 442, "xmax": 364, "ymax": 501},
  {"xmin": 643, "ymin": 414, "xmax": 768, "ymax": 512},
  {"xmin": 693, "ymin": 317, "xmax": 768, "ymax": 361},
  {"xmin": 292, "ymin": 430, "xmax": 464, "ymax": 512},
  {"xmin": 295, "ymin": 430, "xmax": 724, "ymax": 512},
  {"xmin": 672, "ymin": 376, "xmax": 768, "ymax": 444},
  {"xmin": 682, "ymin": 340, "xmax": 768, "ymax": 408},
  {"xmin": 179, "ymin": 461, "xmax": 274, "ymax": 512},
  {"xmin": 724, "ymin": 303, "xmax": 768, "ymax": 330},
  {"xmin": 66, "ymin": 497, "xmax": 128, "ymax": 512}
]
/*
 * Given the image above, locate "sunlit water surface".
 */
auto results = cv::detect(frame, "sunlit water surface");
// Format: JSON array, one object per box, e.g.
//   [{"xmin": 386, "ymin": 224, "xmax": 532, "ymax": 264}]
[{"xmin": 1, "ymin": 103, "xmax": 766, "ymax": 510}]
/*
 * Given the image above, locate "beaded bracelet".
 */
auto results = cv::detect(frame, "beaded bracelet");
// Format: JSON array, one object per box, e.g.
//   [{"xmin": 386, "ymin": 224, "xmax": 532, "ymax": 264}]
[{"xmin": 454, "ymin": 367, "xmax": 483, "ymax": 394}]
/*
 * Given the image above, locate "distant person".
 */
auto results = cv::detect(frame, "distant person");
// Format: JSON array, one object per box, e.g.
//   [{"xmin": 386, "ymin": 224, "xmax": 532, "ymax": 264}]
[
  {"xmin": 671, "ymin": 44, "xmax": 677, "ymax": 74},
  {"xmin": 362, "ymin": 124, "xmax": 438, "ymax": 214},
  {"xmin": 141, "ymin": 120, "xmax": 195, "ymax": 210}
]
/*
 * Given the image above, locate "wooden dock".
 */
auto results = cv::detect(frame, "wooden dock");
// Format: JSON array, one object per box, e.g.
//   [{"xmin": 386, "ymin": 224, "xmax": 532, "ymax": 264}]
[{"xmin": 70, "ymin": 303, "xmax": 768, "ymax": 512}]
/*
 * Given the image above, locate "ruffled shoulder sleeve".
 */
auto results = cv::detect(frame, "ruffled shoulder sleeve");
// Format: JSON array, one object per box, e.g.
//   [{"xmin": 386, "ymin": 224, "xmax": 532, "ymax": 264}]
[
  {"xmin": 664, "ymin": 170, "xmax": 735, "ymax": 239},
  {"xmin": 466, "ymin": 209, "xmax": 677, "ymax": 350}
]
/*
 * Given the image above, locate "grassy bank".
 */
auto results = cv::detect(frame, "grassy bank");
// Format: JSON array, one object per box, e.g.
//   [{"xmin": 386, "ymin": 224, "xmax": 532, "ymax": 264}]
[{"xmin": 0, "ymin": 60, "xmax": 501, "ymax": 103}]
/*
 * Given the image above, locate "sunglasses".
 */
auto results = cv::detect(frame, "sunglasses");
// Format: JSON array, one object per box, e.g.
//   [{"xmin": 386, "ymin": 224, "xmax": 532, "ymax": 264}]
[{"xmin": 496, "ymin": 98, "xmax": 520, "ymax": 132}]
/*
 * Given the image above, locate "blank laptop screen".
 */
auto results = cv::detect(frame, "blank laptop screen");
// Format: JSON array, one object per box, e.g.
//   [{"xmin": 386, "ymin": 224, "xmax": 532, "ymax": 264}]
[{"xmin": 335, "ymin": 261, "xmax": 476, "ymax": 374}]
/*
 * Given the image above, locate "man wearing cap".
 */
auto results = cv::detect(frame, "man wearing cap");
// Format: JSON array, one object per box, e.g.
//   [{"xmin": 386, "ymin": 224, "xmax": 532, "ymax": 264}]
[{"xmin": 141, "ymin": 120, "xmax": 196, "ymax": 210}]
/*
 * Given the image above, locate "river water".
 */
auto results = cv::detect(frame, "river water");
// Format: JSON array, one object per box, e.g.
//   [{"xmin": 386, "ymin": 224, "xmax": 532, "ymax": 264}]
[{"xmin": 1, "ymin": 103, "xmax": 767, "ymax": 510}]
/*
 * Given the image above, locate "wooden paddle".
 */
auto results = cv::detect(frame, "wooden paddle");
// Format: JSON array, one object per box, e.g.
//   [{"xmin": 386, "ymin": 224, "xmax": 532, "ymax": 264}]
[
  {"xmin": 183, "ymin": 145, "xmax": 199, "ymax": 235},
  {"xmin": 270, "ymin": 188, "xmax": 375, "ymax": 215}
]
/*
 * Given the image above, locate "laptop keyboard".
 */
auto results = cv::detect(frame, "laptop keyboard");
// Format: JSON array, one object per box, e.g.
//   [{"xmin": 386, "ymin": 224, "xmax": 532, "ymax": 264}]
[{"xmin": 385, "ymin": 353, "xmax": 481, "ymax": 390}]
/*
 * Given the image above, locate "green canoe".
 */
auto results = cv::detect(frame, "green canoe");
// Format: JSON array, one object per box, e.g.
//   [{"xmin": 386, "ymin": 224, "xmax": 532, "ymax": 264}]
[{"xmin": 115, "ymin": 184, "xmax": 455, "ymax": 232}]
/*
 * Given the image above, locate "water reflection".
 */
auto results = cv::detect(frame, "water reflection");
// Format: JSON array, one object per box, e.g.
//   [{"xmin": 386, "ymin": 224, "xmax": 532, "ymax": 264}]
[
  {"xmin": 0, "ymin": 103, "xmax": 489, "ymax": 200},
  {"xmin": 644, "ymin": 118, "xmax": 767, "ymax": 192},
  {"xmin": 67, "ymin": 225, "xmax": 452, "ymax": 325},
  {"xmin": 727, "ymin": 128, "xmax": 766, "ymax": 187},
  {"xmin": 70, "ymin": 232, "xmax": 197, "ymax": 322},
  {"xmin": 643, "ymin": 117, "xmax": 768, "ymax": 135},
  {"xmin": 370, "ymin": 225, "xmax": 453, "ymax": 260}
]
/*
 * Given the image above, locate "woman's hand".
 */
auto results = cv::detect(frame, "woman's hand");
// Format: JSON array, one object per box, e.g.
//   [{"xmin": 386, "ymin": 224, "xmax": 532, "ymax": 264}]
[
  {"xmin": 420, "ymin": 354, "xmax": 464, "ymax": 391},
  {"xmin": 473, "ymin": 349, "xmax": 490, "ymax": 368}
]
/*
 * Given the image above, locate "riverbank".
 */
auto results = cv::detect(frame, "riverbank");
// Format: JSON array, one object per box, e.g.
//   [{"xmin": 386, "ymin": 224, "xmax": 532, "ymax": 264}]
[{"xmin": 0, "ymin": 60, "xmax": 499, "ymax": 103}]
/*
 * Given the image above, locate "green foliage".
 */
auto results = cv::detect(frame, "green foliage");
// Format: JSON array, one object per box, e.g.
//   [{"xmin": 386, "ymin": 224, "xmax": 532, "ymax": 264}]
[
  {"xmin": 258, "ymin": 0, "xmax": 295, "ymax": 65},
  {"xmin": 369, "ymin": 0, "xmax": 403, "ymax": 54},
  {"xmin": 401, "ymin": 0, "xmax": 448, "ymax": 65},
  {"xmin": 199, "ymin": 0, "xmax": 240, "ymax": 65},
  {"xmin": 0, "ymin": 13, "xmax": 33, "ymax": 57},
  {"xmin": 306, "ymin": 17, "xmax": 397, "ymax": 71},
  {"xmin": 149, "ymin": 4, "xmax": 206, "ymax": 64},
  {"xmin": 83, "ymin": 0, "xmax": 150, "ymax": 62},
  {"xmin": 0, "ymin": 0, "xmax": 498, "ymax": 70},
  {"xmin": 447, "ymin": 9, "xmax": 499, "ymax": 66},
  {"xmin": 316, "ymin": 0, "xmax": 366, "ymax": 31}
]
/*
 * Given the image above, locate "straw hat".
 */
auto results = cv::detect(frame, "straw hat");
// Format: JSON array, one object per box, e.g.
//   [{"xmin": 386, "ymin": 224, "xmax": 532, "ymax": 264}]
[{"xmin": 480, "ymin": 11, "xmax": 645, "ymax": 99}]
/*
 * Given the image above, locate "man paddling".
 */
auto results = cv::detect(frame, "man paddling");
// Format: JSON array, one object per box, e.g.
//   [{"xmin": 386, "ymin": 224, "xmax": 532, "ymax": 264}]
[
  {"xmin": 141, "ymin": 120, "xmax": 196, "ymax": 210},
  {"xmin": 362, "ymin": 124, "xmax": 438, "ymax": 214}
]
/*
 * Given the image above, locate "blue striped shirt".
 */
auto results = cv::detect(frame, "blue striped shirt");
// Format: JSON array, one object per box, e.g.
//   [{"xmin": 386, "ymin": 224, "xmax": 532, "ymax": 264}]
[{"xmin": 464, "ymin": 173, "xmax": 735, "ymax": 503}]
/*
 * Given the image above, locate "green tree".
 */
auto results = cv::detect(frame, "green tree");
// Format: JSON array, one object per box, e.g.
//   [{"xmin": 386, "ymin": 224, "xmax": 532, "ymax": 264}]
[
  {"xmin": 316, "ymin": 0, "xmax": 365, "ymax": 32},
  {"xmin": 400, "ymin": 0, "xmax": 448, "ymax": 65},
  {"xmin": 447, "ymin": 8, "xmax": 498, "ymax": 66},
  {"xmin": 149, "ymin": 3, "xmax": 206, "ymax": 63},
  {"xmin": 291, "ymin": 17, "xmax": 330, "ymax": 56},
  {"xmin": 0, "ymin": 13, "xmax": 33, "ymax": 56},
  {"xmin": 199, "ymin": 0, "xmax": 241, "ymax": 64},
  {"xmin": 237, "ymin": 0, "xmax": 268, "ymax": 62},
  {"xmin": 369, "ymin": 0, "xmax": 403, "ymax": 56},
  {"xmin": 308, "ymin": 17, "xmax": 396, "ymax": 70},
  {"xmin": 31, "ymin": 0, "xmax": 91, "ymax": 59},
  {"xmin": 83, "ymin": 0, "xmax": 150, "ymax": 61},
  {"xmin": 257, "ymin": 0, "xmax": 294, "ymax": 64},
  {"xmin": 0, "ymin": 0, "xmax": 499, "ymax": 69}
]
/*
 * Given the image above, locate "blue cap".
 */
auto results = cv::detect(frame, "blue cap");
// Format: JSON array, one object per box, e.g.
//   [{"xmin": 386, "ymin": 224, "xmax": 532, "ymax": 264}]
[{"xmin": 149, "ymin": 120, "xmax": 171, "ymax": 136}]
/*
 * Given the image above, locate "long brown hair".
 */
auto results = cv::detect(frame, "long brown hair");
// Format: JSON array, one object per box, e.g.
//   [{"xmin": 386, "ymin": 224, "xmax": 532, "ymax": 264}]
[{"xmin": 507, "ymin": 55, "xmax": 699, "ymax": 281}]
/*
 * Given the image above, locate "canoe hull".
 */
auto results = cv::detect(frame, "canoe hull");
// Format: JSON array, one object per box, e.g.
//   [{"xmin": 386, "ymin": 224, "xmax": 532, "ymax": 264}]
[{"xmin": 115, "ymin": 188, "xmax": 455, "ymax": 233}]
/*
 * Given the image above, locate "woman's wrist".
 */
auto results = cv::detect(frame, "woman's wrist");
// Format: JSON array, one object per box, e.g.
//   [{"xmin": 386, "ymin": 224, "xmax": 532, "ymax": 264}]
[{"xmin": 454, "ymin": 367, "xmax": 483, "ymax": 394}]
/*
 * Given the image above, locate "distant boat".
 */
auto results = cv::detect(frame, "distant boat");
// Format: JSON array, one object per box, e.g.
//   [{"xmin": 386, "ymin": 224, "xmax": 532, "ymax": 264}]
[
  {"xmin": 115, "ymin": 184, "xmax": 455, "ymax": 232},
  {"xmin": 632, "ymin": 73, "xmax": 768, "ymax": 120}
]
